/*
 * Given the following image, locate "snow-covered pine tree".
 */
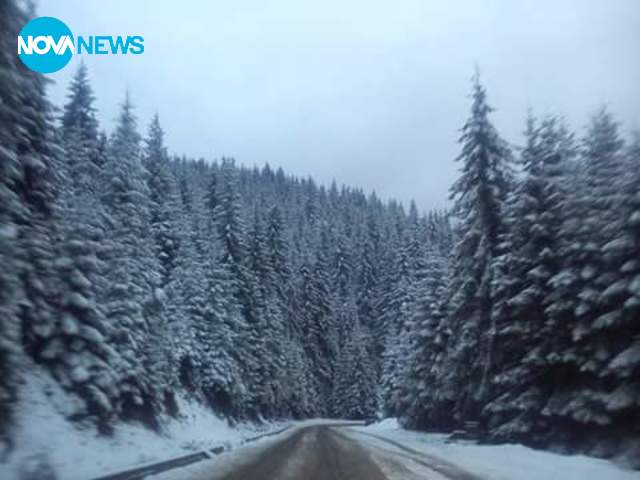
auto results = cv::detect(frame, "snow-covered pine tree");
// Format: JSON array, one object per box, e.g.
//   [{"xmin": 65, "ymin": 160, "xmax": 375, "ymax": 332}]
[
  {"xmin": 387, "ymin": 204, "xmax": 434, "ymax": 416},
  {"xmin": 162, "ymin": 165, "xmax": 203, "ymax": 396},
  {"xmin": 59, "ymin": 64, "xmax": 103, "ymax": 202},
  {"xmin": 101, "ymin": 93, "xmax": 169, "ymax": 426},
  {"xmin": 589, "ymin": 128, "xmax": 640, "ymax": 464},
  {"xmin": 445, "ymin": 70, "xmax": 512, "ymax": 424},
  {"xmin": 169, "ymin": 159, "xmax": 242, "ymax": 416},
  {"xmin": 298, "ymin": 237, "xmax": 336, "ymax": 413},
  {"xmin": 0, "ymin": 0, "xmax": 34, "ymax": 439},
  {"xmin": 265, "ymin": 205, "xmax": 292, "ymax": 315},
  {"xmin": 331, "ymin": 231, "xmax": 356, "ymax": 347},
  {"xmin": 3, "ymin": 1, "xmax": 80, "ymax": 437},
  {"xmin": 379, "ymin": 242, "xmax": 415, "ymax": 416},
  {"xmin": 357, "ymin": 207, "xmax": 381, "ymax": 323},
  {"xmin": 211, "ymin": 159, "xmax": 252, "ymax": 313},
  {"xmin": 484, "ymin": 115, "xmax": 575, "ymax": 441},
  {"xmin": 400, "ymin": 245, "xmax": 451, "ymax": 430},
  {"xmin": 143, "ymin": 114, "xmax": 180, "ymax": 287},
  {"xmin": 566, "ymin": 111, "xmax": 637, "ymax": 455},
  {"xmin": 244, "ymin": 206, "xmax": 285, "ymax": 417},
  {"xmin": 537, "ymin": 109, "xmax": 624, "ymax": 446},
  {"xmin": 280, "ymin": 337, "xmax": 315, "ymax": 417},
  {"xmin": 262, "ymin": 205, "xmax": 292, "ymax": 414},
  {"xmin": 62, "ymin": 62, "xmax": 97, "ymax": 141},
  {"xmin": 210, "ymin": 158, "xmax": 262, "ymax": 417},
  {"xmin": 332, "ymin": 320, "xmax": 378, "ymax": 419},
  {"xmin": 52, "ymin": 63, "xmax": 122, "ymax": 427},
  {"xmin": 199, "ymin": 262, "xmax": 244, "ymax": 417}
]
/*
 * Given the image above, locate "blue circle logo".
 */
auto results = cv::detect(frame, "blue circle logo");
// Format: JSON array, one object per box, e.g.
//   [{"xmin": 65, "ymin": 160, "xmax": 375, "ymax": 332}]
[{"xmin": 18, "ymin": 17, "xmax": 74, "ymax": 74}]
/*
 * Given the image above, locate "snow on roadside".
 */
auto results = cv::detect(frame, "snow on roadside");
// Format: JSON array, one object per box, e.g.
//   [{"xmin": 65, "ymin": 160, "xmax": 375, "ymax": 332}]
[
  {"xmin": 350, "ymin": 419, "xmax": 640, "ymax": 480},
  {"xmin": 0, "ymin": 370, "xmax": 286, "ymax": 480}
]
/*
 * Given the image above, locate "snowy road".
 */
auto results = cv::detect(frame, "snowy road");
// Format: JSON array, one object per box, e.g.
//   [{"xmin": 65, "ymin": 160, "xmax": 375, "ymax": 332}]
[
  {"xmin": 212, "ymin": 426, "xmax": 386, "ymax": 480},
  {"xmin": 179, "ymin": 425, "xmax": 480, "ymax": 480},
  {"xmin": 148, "ymin": 421, "xmax": 638, "ymax": 480}
]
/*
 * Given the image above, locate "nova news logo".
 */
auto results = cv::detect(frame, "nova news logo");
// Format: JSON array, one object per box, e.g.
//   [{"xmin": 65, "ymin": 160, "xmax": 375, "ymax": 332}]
[{"xmin": 18, "ymin": 17, "xmax": 144, "ymax": 74}]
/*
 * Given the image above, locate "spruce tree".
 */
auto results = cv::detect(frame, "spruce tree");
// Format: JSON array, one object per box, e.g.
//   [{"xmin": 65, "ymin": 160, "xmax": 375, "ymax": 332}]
[
  {"xmin": 400, "ymin": 246, "xmax": 451, "ymax": 429},
  {"xmin": 591, "ymin": 128, "xmax": 640, "ymax": 463},
  {"xmin": 485, "ymin": 115, "xmax": 575, "ymax": 440},
  {"xmin": 143, "ymin": 114, "xmax": 179, "ymax": 286},
  {"xmin": 0, "ymin": 0, "xmax": 32, "ymax": 438},
  {"xmin": 62, "ymin": 63, "xmax": 98, "ymax": 143},
  {"xmin": 53, "ymin": 63, "xmax": 121, "ymax": 427},
  {"xmin": 379, "ymin": 243, "xmax": 414, "ymax": 415},
  {"xmin": 333, "ymin": 320, "xmax": 378, "ymax": 419},
  {"xmin": 3, "ymin": 0, "xmax": 72, "ymax": 435},
  {"xmin": 102, "ymin": 93, "xmax": 168, "ymax": 425},
  {"xmin": 298, "ymin": 245, "xmax": 336, "ymax": 412},
  {"xmin": 210, "ymin": 158, "xmax": 261, "ymax": 416},
  {"xmin": 446, "ymin": 70, "xmax": 512, "ymax": 423}
]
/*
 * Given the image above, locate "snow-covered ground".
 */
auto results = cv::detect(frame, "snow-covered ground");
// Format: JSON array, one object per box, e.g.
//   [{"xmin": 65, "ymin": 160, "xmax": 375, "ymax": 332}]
[
  {"xmin": 348, "ymin": 419, "xmax": 640, "ymax": 480},
  {"xmin": 0, "ymin": 370, "xmax": 287, "ymax": 480}
]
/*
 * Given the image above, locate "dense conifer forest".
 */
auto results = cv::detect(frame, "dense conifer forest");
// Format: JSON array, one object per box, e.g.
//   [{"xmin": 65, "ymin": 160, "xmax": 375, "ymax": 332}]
[{"xmin": 1, "ymin": 0, "xmax": 639, "ymax": 466}]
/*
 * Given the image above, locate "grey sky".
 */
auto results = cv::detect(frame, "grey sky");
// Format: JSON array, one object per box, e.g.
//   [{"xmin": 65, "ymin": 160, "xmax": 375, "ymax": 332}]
[{"xmin": 43, "ymin": 0, "xmax": 640, "ymax": 211}]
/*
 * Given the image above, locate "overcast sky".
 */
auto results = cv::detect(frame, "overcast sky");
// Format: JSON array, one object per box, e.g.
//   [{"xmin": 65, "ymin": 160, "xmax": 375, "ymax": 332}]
[{"xmin": 43, "ymin": 0, "xmax": 640, "ymax": 211}]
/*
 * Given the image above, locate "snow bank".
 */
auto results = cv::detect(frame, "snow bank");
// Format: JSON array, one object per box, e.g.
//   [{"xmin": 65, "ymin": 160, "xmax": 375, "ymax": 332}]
[
  {"xmin": 0, "ymin": 370, "xmax": 286, "ymax": 480},
  {"xmin": 352, "ymin": 419, "xmax": 639, "ymax": 480}
]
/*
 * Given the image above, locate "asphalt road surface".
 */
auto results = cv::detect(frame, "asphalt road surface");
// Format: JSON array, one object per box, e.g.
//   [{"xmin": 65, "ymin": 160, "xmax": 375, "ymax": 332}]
[
  {"xmin": 208, "ymin": 425, "xmax": 479, "ymax": 480},
  {"xmin": 214, "ymin": 426, "xmax": 386, "ymax": 480}
]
